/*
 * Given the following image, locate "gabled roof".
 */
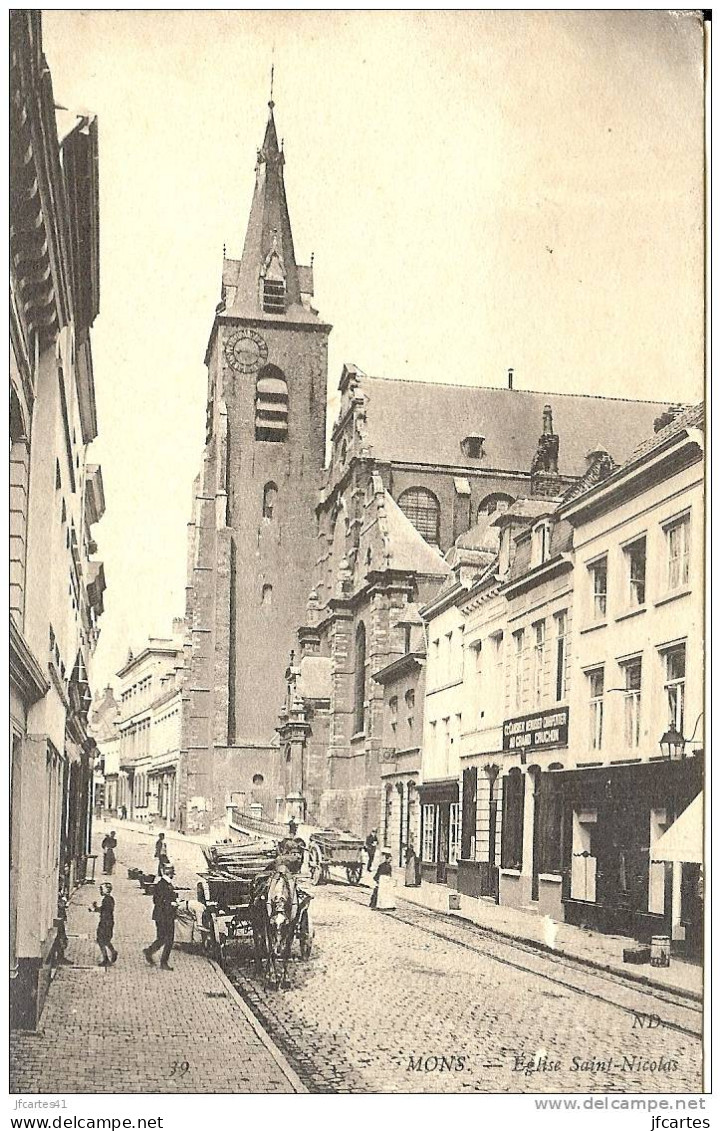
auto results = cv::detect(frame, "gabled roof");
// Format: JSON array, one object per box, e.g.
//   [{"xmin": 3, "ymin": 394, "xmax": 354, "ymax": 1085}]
[{"xmin": 356, "ymin": 375, "xmax": 672, "ymax": 476}]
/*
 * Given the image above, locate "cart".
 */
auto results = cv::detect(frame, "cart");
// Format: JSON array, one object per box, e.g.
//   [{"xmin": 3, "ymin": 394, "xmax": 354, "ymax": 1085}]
[
  {"xmin": 307, "ymin": 830, "xmax": 365, "ymax": 886},
  {"xmin": 196, "ymin": 840, "xmax": 314, "ymax": 968}
]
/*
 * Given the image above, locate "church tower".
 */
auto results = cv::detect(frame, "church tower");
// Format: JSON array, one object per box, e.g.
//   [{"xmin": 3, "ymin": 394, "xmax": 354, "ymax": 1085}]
[{"xmin": 180, "ymin": 100, "xmax": 330, "ymax": 832}]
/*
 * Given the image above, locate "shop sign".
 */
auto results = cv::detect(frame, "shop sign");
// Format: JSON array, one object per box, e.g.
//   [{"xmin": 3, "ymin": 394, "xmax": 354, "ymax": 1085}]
[{"xmin": 503, "ymin": 707, "xmax": 569, "ymax": 752}]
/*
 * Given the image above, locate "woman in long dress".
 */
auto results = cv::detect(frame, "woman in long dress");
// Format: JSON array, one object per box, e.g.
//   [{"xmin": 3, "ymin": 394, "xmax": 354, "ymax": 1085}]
[
  {"xmin": 101, "ymin": 831, "xmax": 117, "ymax": 875},
  {"xmin": 370, "ymin": 849, "xmax": 396, "ymax": 911}
]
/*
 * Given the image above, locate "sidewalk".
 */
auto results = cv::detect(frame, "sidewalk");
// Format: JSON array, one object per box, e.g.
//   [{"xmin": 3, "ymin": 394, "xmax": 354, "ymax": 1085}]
[
  {"xmin": 394, "ymin": 879, "xmax": 703, "ymax": 1001},
  {"xmin": 10, "ymin": 833, "xmax": 304, "ymax": 1094}
]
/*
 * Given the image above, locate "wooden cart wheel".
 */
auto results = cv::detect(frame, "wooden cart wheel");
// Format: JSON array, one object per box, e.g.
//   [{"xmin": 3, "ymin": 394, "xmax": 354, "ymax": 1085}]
[
  {"xmin": 346, "ymin": 864, "xmax": 363, "ymax": 885},
  {"xmin": 298, "ymin": 909, "xmax": 313, "ymax": 959},
  {"xmin": 308, "ymin": 844, "xmax": 323, "ymax": 885},
  {"xmin": 206, "ymin": 915, "xmax": 224, "ymax": 965}
]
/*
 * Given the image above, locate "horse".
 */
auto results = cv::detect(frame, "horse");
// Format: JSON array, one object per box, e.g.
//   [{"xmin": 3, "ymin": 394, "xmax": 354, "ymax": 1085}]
[{"xmin": 251, "ymin": 864, "xmax": 299, "ymax": 989}]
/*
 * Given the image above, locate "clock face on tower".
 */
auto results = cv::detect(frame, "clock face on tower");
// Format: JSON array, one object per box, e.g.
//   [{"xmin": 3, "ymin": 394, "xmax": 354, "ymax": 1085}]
[{"xmin": 224, "ymin": 329, "xmax": 269, "ymax": 373}]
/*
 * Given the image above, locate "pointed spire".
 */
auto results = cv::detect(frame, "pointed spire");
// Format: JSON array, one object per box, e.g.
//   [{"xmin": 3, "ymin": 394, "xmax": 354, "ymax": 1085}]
[{"xmin": 233, "ymin": 98, "xmax": 301, "ymax": 316}]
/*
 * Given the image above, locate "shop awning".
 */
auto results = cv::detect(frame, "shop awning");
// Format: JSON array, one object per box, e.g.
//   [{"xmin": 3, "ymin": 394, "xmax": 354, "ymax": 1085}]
[{"xmin": 651, "ymin": 794, "xmax": 703, "ymax": 864}]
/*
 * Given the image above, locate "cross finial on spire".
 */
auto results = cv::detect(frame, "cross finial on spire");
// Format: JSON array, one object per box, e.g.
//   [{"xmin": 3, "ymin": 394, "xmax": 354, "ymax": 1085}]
[{"xmin": 269, "ymin": 54, "xmax": 275, "ymax": 109}]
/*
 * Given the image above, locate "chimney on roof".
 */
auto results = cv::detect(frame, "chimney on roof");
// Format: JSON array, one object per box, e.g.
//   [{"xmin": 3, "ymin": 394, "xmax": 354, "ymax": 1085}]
[
  {"xmin": 653, "ymin": 404, "xmax": 685, "ymax": 433},
  {"xmin": 508, "ymin": 368, "xmax": 514, "ymax": 390}
]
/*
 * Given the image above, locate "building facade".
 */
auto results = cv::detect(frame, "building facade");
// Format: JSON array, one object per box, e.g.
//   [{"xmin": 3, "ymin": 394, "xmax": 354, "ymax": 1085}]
[
  {"xmin": 10, "ymin": 11, "xmax": 104, "ymax": 1029},
  {"xmin": 418, "ymin": 403, "xmax": 704, "ymax": 954},
  {"xmin": 117, "ymin": 626, "xmax": 185, "ymax": 827},
  {"xmin": 559, "ymin": 404, "xmax": 704, "ymax": 950}
]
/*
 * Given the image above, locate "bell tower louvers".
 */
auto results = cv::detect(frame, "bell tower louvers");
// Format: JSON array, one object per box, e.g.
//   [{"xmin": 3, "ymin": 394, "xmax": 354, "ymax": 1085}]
[{"xmin": 181, "ymin": 101, "xmax": 331, "ymax": 833}]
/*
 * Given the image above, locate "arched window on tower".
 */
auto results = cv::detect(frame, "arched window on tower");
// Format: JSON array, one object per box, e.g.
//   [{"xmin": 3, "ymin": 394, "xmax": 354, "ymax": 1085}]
[
  {"xmin": 261, "ymin": 583, "xmax": 273, "ymax": 607},
  {"xmin": 354, "ymin": 621, "xmax": 367, "ymax": 734},
  {"xmin": 255, "ymin": 365, "xmax": 288, "ymax": 442},
  {"xmin": 397, "ymin": 487, "xmax": 440, "ymax": 546},
  {"xmin": 262, "ymin": 482, "xmax": 278, "ymax": 520}
]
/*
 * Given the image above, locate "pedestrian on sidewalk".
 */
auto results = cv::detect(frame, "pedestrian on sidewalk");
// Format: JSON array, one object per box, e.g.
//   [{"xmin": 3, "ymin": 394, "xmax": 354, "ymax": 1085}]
[
  {"xmin": 365, "ymin": 828, "xmax": 379, "ymax": 873},
  {"xmin": 101, "ymin": 831, "xmax": 117, "ymax": 875},
  {"xmin": 404, "ymin": 842, "xmax": 421, "ymax": 888},
  {"xmin": 143, "ymin": 864, "xmax": 178, "ymax": 970},
  {"xmin": 154, "ymin": 832, "xmax": 168, "ymax": 875},
  {"xmin": 370, "ymin": 849, "xmax": 396, "ymax": 911},
  {"xmin": 91, "ymin": 883, "xmax": 118, "ymax": 966}
]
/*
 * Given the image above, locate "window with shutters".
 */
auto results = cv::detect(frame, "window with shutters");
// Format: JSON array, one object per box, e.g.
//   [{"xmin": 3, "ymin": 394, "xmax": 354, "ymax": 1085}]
[
  {"xmin": 501, "ymin": 769, "xmax": 524, "ymax": 870},
  {"xmin": 255, "ymin": 366, "xmax": 288, "ymax": 442},
  {"xmin": 554, "ymin": 610, "xmax": 568, "ymax": 701},
  {"xmin": 538, "ymin": 772, "xmax": 563, "ymax": 874},
  {"xmin": 263, "ymin": 277, "xmax": 286, "ymax": 314},
  {"xmin": 397, "ymin": 487, "xmax": 440, "ymax": 545}
]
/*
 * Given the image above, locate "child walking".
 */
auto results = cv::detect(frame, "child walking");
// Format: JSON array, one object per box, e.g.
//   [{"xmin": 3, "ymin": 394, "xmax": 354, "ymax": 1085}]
[{"xmin": 91, "ymin": 882, "xmax": 118, "ymax": 966}]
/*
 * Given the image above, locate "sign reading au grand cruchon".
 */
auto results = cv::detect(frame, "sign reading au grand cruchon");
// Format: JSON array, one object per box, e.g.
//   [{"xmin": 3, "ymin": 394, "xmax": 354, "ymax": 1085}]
[{"xmin": 503, "ymin": 707, "xmax": 569, "ymax": 752}]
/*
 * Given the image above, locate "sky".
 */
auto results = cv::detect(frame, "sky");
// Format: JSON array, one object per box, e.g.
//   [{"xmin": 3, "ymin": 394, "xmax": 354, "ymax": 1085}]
[{"xmin": 41, "ymin": 10, "xmax": 705, "ymax": 689}]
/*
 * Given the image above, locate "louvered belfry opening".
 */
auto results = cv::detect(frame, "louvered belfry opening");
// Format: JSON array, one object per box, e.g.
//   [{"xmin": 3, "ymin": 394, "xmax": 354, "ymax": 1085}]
[
  {"xmin": 255, "ymin": 365, "xmax": 289, "ymax": 442},
  {"xmin": 262, "ymin": 277, "xmax": 286, "ymax": 314}
]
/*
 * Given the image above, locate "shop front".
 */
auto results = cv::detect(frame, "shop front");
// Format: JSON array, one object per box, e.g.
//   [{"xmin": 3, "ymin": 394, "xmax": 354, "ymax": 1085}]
[
  {"xmin": 418, "ymin": 779, "xmax": 460, "ymax": 886},
  {"xmin": 558, "ymin": 756, "xmax": 703, "ymax": 942}
]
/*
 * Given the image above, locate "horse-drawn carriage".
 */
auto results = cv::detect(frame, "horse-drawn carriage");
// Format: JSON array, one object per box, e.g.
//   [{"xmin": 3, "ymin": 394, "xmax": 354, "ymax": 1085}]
[
  {"xmin": 307, "ymin": 829, "xmax": 366, "ymax": 886},
  {"xmin": 197, "ymin": 840, "xmax": 313, "ymax": 987}
]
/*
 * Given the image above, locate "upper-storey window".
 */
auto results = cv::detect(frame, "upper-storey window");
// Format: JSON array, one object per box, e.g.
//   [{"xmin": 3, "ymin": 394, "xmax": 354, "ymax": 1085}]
[
  {"xmin": 624, "ymin": 536, "xmax": 647, "ymax": 608},
  {"xmin": 664, "ymin": 514, "xmax": 690, "ymax": 592},
  {"xmin": 398, "ymin": 487, "xmax": 440, "ymax": 546},
  {"xmin": 255, "ymin": 366, "xmax": 288, "ymax": 442},
  {"xmin": 588, "ymin": 556, "xmax": 608, "ymax": 621},
  {"xmin": 263, "ymin": 278, "xmax": 286, "ymax": 314}
]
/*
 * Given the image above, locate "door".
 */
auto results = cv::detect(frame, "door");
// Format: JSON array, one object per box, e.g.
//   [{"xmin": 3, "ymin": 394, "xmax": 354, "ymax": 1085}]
[
  {"xmin": 461, "ymin": 767, "xmax": 477, "ymax": 860},
  {"xmin": 437, "ymin": 803, "xmax": 450, "ymax": 883}
]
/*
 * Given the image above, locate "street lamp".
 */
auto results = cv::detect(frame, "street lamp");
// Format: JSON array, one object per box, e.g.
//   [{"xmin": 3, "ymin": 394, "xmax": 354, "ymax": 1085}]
[{"xmin": 659, "ymin": 724, "xmax": 686, "ymax": 761}]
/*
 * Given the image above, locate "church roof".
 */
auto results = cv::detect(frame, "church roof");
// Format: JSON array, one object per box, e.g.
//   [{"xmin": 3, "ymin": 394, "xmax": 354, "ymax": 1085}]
[
  {"xmin": 356, "ymin": 375, "xmax": 673, "ymax": 477},
  {"xmin": 378, "ymin": 491, "xmax": 451, "ymax": 577}
]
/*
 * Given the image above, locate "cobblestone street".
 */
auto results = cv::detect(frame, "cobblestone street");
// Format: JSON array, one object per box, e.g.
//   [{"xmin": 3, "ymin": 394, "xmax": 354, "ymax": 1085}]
[
  {"xmin": 10, "ymin": 827, "xmax": 703, "ymax": 1095},
  {"xmin": 226, "ymin": 873, "xmax": 703, "ymax": 1094}
]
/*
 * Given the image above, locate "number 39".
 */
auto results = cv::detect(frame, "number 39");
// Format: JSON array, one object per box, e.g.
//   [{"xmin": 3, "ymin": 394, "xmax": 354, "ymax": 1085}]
[{"xmin": 169, "ymin": 1061, "xmax": 189, "ymax": 1077}]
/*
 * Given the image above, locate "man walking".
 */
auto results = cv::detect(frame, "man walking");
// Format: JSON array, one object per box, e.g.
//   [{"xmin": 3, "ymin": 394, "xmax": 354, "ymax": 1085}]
[
  {"xmin": 154, "ymin": 832, "xmax": 168, "ymax": 875},
  {"xmin": 143, "ymin": 865, "xmax": 177, "ymax": 970},
  {"xmin": 365, "ymin": 828, "xmax": 379, "ymax": 873}
]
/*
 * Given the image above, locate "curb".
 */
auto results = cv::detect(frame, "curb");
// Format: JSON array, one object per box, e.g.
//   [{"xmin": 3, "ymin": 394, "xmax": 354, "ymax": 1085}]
[
  {"xmin": 208, "ymin": 958, "xmax": 308, "ymax": 1094},
  {"xmin": 396, "ymin": 892, "xmax": 703, "ymax": 1004}
]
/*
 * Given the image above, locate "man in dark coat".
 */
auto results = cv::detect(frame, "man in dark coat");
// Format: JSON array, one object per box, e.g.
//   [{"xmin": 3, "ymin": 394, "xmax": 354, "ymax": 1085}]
[
  {"xmin": 365, "ymin": 828, "xmax": 379, "ymax": 873},
  {"xmin": 143, "ymin": 865, "xmax": 177, "ymax": 970}
]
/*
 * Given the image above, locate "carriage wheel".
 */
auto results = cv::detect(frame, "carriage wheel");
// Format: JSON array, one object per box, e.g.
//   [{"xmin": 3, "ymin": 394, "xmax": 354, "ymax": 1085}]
[
  {"xmin": 206, "ymin": 916, "xmax": 224, "ymax": 965},
  {"xmin": 308, "ymin": 845, "xmax": 323, "ymax": 885},
  {"xmin": 298, "ymin": 909, "xmax": 313, "ymax": 959},
  {"xmin": 346, "ymin": 864, "xmax": 363, "ymax": 885}
]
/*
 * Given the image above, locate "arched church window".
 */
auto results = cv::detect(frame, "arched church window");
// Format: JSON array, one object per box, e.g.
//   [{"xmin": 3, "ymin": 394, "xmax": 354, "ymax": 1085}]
[
  {"xmin": 397, "ymin": 487, "xmax": 440, "ymax": 546},
  {"xmin": 478, "ymin": 493, "xmax": 513, "ymax": 519},
  {"xmin": 262, "ymin": 481, "xmax": 278, "ymax": 519},
  {"xmin": 354, "ymin": 621, "xmax": 367, "ymax": 734},
  {"xmin": 255, "ymin": 365, "xmax": 288, "ymax": 442},
  {"xmin": 261, "ymin": 583, "xmax": 273, "ymax": 606},
  {"xmin": 252, "ymin": 773, "xmax": 264, "ymax": 785}
]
